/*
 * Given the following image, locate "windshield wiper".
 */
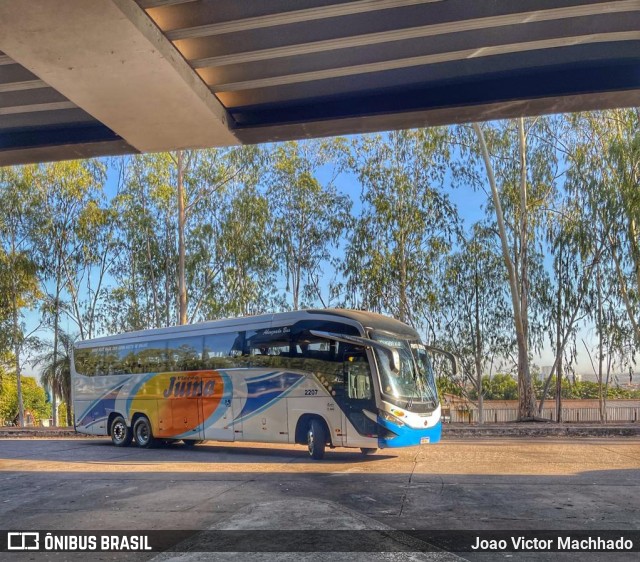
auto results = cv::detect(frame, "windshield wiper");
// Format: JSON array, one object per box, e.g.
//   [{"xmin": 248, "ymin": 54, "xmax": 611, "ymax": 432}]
[{"xmin": 405, "ymin": 359, "xmax": 421, "ymax": 410}]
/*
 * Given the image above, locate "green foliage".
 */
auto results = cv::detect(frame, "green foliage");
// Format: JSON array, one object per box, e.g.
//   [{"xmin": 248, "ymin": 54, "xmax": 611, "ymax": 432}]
[
  {"xmin": 215, "ymin": 185, "xmax": 279, "ymax": 316},
  {"xmin": 57, "ymin": 402, "xmax": 69, "ymax": 427},
  {"xmin": 474, "ymin": 374, "xmax": 519, "ymax": 400},
  {"xmin": 342, "ymin": 129, "xmax": 459, "ymax": 326},
  {"xmin": 437, "ymin": 222, "xmax": 512, "ymax": 394},
  {"xmin": 0, "ymin": 373, "xmax": 49, "ymax": 425},
  {"xmin": 436, "ymin": 375, "xmax": 464, "ymax": 398},
  {"xmin": 267, "ymin": 140, "xmax": 351, "ymax": 309},
  {"xmin": 565, "ymin": 110, "xmax": 640, "ymax": 345}
]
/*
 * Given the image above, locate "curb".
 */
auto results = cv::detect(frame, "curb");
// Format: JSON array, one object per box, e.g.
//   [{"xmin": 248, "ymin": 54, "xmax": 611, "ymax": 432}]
[{"xmin": 442, "ymin": 423, "xmax": 640, "ymax": 438}]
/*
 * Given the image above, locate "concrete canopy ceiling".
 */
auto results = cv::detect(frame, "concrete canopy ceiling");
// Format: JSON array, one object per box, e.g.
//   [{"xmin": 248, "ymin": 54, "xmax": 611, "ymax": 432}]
[{"xmin": 0, "ymin": 0, "xmax": 639, "ymax": 166}]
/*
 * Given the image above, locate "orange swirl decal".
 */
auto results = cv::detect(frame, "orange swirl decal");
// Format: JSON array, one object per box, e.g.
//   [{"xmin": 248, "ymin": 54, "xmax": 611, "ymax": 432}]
[{"xmin": 128, "ymin": 371, "xmax": 226, "ymax": 438}]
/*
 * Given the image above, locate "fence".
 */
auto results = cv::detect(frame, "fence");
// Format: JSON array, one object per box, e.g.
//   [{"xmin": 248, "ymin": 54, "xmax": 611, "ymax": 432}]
[{"xmin": 451, "ymin": 406, "xmax": 640, "ymax": 423}]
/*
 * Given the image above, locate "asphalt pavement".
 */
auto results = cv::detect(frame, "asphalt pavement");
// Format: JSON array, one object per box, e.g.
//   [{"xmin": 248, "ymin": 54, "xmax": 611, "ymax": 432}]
[{"xmin": 0, "ymin": 437, "xmax": 638, "ymax": 561}]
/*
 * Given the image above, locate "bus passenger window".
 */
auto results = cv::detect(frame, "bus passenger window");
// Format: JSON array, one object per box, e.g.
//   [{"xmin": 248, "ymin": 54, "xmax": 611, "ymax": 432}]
[
  {"xmin": 137, "ymin": 342, "xmax": 168, "ymax": 373},
  {"xmin": 167, "ymin": 336, "xmax": 203, "ymax": 371},
  {"xmin": 204, "ymin": 332, "xmax": 243, "ymax": 369},
  {"xmin": 74, "ymin": 348, "xmax": 100, "ymax": 377}
]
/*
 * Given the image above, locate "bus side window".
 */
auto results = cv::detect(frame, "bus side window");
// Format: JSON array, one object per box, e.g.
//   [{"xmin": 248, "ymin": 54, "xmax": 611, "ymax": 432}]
[
  {"xmin": 246, "ymin": 329, "xmax": 291, "ymax": 369},
  {"xmin": 74, "ymin": 348, "xmax": 98, "ymax": 377},
  {"xmin": 204, "ymin": 332, "xmax": 244, "ymax": 370},
  {"xmin": 167, "ymin": 336, "xmax": 204, "ymax": 371},
  {"xmin": 93, "ymin": 347, "xmax": 106, "ymax": 376},
  {"xmin": 137, "ymin": 342, "xmax": 168, "ymax": 373}
]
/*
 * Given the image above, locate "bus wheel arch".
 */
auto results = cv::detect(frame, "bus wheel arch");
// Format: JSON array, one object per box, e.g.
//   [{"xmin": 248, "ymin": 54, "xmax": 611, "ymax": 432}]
[{"xmin": 109, "ymin": 413, "xmax": 132, "ymax": 447}]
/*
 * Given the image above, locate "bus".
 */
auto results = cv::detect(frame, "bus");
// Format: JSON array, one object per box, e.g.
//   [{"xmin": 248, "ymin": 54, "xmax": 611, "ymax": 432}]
[{"xmin": 72, "ymin": 309, "xmax": 454, "ymax": 459}]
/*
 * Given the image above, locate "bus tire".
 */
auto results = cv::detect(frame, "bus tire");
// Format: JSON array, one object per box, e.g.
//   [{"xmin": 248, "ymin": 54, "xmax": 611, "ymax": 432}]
[
  {"xmin": 307, "ymin": 419, "xmax": 326, "ymax": 460},
  {"xmin": 110, "ymin": 415, "xmax": 132, "ymax": 447},
  {"xmin": 360, "ymin": 447, "xmax": 377, "ymax": 455},
  {"xmin": 133, "ymin": 416, "xmax": 155, "ymax": 448}
]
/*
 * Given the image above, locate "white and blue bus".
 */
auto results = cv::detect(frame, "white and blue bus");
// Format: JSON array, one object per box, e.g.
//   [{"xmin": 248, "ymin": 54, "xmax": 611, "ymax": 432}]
[{"xmin": 72, "ymin": 309, "xmax": 453, "ymax": 459}]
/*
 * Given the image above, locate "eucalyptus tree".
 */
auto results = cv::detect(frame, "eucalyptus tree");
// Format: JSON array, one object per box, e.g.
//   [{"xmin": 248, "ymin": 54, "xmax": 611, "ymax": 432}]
[
  {"xmin": 108, "ymin": 153, "xmax": 179, "ymax": 331},
  {"xmin": 183, "ymin": 146, "xmax": 265, "ymax": 322},
  {"xmin": 562, "ymin": 109, "xmax": 639, "ymax": 421},
  {"xmin": 109, "ymin": 146, "xmax": 268, "ymax": 328},
  {"xmin": 0, "ymin": 166, "xmax": 41, "ymax": 426},
  {"xmin": 538, "ymin": 193, "xmax": 606, "ymax": 420},
  {"xmin": 30, "ymin": 159, "xmax": 106, "ymax": 423},
  {"xmin": 267, "ymin": 139, "xmax": 351, "ymax": 310},
  {"xmin": 565, "ymin": 109, "xmax": 640, "ymax": 344},
  {"xmin": 439, "ymin": 222, "xmax": 512, "ymax": 423},
  {"xmin": 466, "ymin": 118, "xmax": 556, "ymax": 420},
  {"xmin": 214, "ymin": 184, "xmax": 279, "ymax": 317},
  {"xmin": 62, "ymin": 193, "xmax": 117, "ymax": 341},
  {"xmin": 342, "ymin": 128, "xmax": 458, "ymax": 329}
]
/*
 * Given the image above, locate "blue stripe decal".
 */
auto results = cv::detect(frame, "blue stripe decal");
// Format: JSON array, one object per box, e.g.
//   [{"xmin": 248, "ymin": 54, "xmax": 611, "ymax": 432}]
[
  {"xmin": 235, "ymin": 371, "xmax": 305, "ymax": 423},
  {"xmin": 77, "ymin": 383, "xmax": 126, "ymax": 428}
]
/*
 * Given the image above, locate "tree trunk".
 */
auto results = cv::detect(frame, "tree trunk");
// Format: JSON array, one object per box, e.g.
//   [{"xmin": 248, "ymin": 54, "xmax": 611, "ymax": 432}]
[
  {"xmin": 517, "ymin": 118, "xmax": 537, "ymax": 420},
  {"xmin": 177, "ymin": 150, "xmax": 187, "ymax": 325},
  {"xmin": 12, "ymin": 246, "xmax": 24, "ymax": 427},
  {"xmin": 474, "ymin": 261, "xmax": 484, "ymax": 424},
  {"xmin": 52, "ymin": 268, "xmax": 61, "ymax": 427},
  {"xmin": 473, "ymin": 121, "xmax": 536, "ymax": 421},
  {"xmin": 555, "ymin": 252, "xmax": 563, "ymax": 423},
  {"xmin": 165, "ymin": 214, "xmax": 171, "ymax": 327},
  {"xmin": 597, "ymin": 265, "xmax": 605, "ymax": 424}
]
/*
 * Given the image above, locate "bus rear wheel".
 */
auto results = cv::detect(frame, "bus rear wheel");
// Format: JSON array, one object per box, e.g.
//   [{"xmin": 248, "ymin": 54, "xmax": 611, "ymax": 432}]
[
  {"xmin": 360, "ymin": 448, "xmax": 377, "ymax": 456},
  {"xmin": 307, "ymin": 419, "xmax": 326, "ymax": 460},
  {"xmin": 133, "ymin": 416, "xmax": 155, "ymax": 448},
  {"xmin": 110, "ymin": 415, "xmax": 132, "ymax": 447}
]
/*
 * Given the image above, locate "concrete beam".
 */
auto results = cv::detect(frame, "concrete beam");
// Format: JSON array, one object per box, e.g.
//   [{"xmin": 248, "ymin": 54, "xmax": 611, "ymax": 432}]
[{"xmin": 0, "ymin": 0, "xmax": 238, "ymax": 153}]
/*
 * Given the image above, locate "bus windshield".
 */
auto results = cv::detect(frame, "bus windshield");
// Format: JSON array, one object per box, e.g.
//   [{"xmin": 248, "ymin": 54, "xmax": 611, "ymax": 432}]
[{"xmin": 371, "ymin": 332, "xmax": 438, "ymax": 410}]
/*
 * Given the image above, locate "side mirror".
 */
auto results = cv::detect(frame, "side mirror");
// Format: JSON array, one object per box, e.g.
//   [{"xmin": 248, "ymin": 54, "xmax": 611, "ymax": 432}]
[{"xmin": 424, "ymin": 345, "xmax": 459, "ymax": 376}]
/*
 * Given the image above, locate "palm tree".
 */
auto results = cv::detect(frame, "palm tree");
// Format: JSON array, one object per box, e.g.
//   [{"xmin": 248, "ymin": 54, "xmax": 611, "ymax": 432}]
[{"xmin": 36, "ymin": 331, "xmax": 74, "ymax": 426}]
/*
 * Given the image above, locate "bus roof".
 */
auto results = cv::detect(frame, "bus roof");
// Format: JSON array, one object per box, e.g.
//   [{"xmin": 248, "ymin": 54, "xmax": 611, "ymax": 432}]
[{"xmin": 75, "ymin": 308, "xmax": 420, "ymax": 348}]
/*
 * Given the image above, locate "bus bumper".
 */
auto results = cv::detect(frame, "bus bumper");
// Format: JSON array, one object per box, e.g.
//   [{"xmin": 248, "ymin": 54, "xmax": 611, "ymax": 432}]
[{"xmin": 377, "ymin": 418, "xmax": 442, "ymax": 448}]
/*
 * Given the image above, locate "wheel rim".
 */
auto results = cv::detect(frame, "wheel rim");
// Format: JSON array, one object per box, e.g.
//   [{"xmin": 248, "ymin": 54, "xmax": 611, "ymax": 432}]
[
  {"xmin": 307, "ymin": 427, "xmax": 314, "ymax": 456},
  {"xmin": 136, "ymin": 422, "xmax": 149, "ymax": 445},
  {"xmin": 113, "ymin": 421, "xmax": 126, "ymax": 443}
]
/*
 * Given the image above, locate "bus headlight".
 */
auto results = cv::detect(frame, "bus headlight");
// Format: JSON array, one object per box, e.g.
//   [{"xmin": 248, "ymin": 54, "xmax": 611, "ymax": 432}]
[{"xmin": 379, "ymin": 409, "xmax": 405, "ymax": 427}]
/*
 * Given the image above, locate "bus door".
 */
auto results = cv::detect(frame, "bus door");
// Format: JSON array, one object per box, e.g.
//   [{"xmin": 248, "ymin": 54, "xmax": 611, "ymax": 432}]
[
  {"xmin": 200, "ymin": 372, "xmax": 235, "ymax": 441},
  {"xmin": 342, "ymin": 345, "xmax": 378, "ymax": 445}
]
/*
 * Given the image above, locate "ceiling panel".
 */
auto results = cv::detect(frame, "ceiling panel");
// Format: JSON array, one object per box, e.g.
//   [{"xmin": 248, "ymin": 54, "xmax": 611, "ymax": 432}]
[{"xmin": 0, "ymin": 0, "xmax": 638, "ymax": 165}]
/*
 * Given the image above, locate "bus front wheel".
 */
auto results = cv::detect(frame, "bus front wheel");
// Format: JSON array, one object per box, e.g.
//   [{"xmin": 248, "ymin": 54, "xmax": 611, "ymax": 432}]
[
  {"xmin": 307, "ymin": 419, "xmax": 326, "ymax": 460},
  {"xmin": 133, "ymin": 416, "xmax": 155, "ymax": 448},
  {"xmin": 110, "ymin": 415, "xmax": 132, "ymax": 447}
]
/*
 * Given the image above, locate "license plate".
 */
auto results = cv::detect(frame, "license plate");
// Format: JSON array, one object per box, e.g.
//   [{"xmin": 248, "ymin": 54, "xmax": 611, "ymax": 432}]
[{"xmin": 420, "ymin": 437, "xmax": 430, "ymax": 444}]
